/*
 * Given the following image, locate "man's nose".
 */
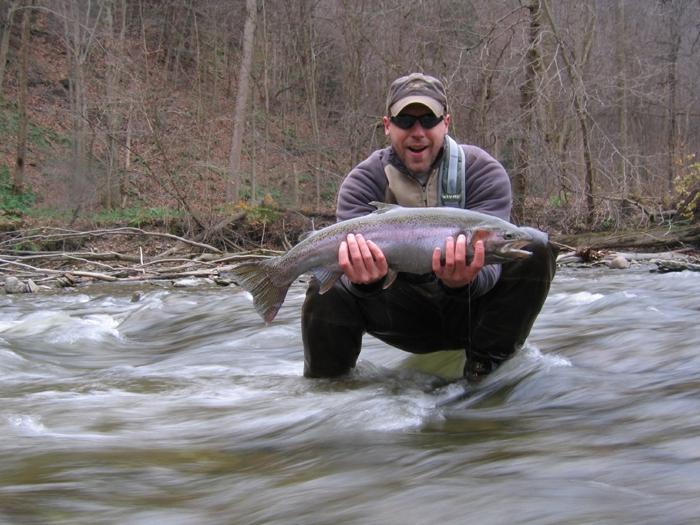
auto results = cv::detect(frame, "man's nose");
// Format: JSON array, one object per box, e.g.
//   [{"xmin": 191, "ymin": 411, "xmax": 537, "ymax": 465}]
[{"xmin": 409, "ymin": 122, "xmax": 427, "ymax": 135}]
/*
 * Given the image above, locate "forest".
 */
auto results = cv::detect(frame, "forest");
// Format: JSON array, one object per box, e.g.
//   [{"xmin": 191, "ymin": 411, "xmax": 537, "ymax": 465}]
[{"xmin": 1, "ymin": 0, "xmax": 699, "ymax": 252}]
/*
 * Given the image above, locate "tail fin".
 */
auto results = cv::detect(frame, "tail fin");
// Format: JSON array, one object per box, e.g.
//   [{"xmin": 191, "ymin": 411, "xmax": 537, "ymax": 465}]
[{"xmin": 229, "ymin": 259, "xmax": 290, "ymax": 323}]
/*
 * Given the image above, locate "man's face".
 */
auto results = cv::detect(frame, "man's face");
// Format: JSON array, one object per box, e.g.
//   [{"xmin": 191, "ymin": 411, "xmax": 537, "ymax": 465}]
[{"xmin": 383, "ymin": 104, "xmax": 450, "ymax": 177}]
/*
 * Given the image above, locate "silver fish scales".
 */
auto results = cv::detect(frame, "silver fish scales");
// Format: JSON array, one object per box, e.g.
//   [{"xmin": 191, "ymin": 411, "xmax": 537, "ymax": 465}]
[{"xmin": 230, "ymin": 202, "xmax": 544, "ymax": 323}]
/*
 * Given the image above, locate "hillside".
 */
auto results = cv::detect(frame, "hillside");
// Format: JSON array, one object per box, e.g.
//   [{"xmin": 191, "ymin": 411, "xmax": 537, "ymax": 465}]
[{"xmin": 0, "ymin": 3, "xmax": 698, "ymax": 260}]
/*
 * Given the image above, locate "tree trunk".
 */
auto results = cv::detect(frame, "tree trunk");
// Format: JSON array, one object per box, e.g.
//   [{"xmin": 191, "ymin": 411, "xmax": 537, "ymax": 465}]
[
  {"xmin": 104, "ymin": 0, "xmax": 127, "ymax": 209},
  {"xmin": 0, "ymin": 0, "xmax": 19, "ymax": 99},
  {"xmin": 227, "ymin": 0, "xmax": 257, "ymax": 203},
  {"xmin": 13, "ymin": 0, "xmax": 31, "ymax": 194},
  {"xmin": 542, "ymin": 0, "xmax": 597, "ymax": 227},
  {"xmin": 301, "ymin": 1, "xmax": 322, "ymax": 211},
  {"xmin": 260, "ymin": 0, "xmax": 270, "ymax": 182},
  {"xmin": 665, "ymin": 0, "xmax": 681, "ymax": 194},
  {"xmin": 615, "ymin": 0, "xmax": 631, "ymax": 199},
  {"xmin": 512, "ymin": 0, "xmax": 543, "ymax": 223}
]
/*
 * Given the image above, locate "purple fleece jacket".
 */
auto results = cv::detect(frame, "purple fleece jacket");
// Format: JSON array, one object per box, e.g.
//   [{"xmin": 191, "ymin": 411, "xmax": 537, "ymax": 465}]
[{"xmin": 335, "ymin": 144, "xmax": 513, "ymax": 298}]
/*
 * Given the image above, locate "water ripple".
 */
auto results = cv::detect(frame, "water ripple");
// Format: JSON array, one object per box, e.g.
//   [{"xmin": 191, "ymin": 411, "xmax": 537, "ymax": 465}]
[{"xmin": 0, "ymin": 267, "xmax": 699, "ymax": 524}]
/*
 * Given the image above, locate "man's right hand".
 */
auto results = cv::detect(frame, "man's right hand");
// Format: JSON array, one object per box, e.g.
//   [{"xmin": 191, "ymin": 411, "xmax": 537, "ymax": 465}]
[{"xmin": 338, "ymin": 233, "xmax": 388, "ymax": 285}]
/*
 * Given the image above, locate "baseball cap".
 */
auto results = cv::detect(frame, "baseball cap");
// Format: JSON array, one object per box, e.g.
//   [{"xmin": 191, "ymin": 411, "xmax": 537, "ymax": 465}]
[{"xmin": 386, "ymin": 73, "xmax": 448, "ymax": 117}]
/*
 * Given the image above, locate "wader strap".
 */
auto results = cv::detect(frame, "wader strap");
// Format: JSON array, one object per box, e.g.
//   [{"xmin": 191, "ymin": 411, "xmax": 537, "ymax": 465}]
[{"xmin": 438, "ymin": 135, "xmax": 466, "ymax": 208}]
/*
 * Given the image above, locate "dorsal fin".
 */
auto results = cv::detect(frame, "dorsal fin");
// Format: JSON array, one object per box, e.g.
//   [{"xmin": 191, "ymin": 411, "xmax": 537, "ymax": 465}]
[
  {"xmin": 298, "ymin": 230, "xmax": 315, "ymax": 242},
  {"xmin": 370, "ymin": 201, "xmax": 400, "ymax": 214}
]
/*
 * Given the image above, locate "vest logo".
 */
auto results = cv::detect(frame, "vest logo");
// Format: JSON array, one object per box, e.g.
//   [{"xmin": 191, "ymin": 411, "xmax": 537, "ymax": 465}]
[{"xmin": 442, "ymin": 193, "xmax": 462, "ymax": 200}]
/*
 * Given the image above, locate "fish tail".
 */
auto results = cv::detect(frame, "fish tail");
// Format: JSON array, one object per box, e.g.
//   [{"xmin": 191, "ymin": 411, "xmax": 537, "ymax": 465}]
[{"xmin": 230, "ymin": 259, "xmax": 290, "ymax": 323}]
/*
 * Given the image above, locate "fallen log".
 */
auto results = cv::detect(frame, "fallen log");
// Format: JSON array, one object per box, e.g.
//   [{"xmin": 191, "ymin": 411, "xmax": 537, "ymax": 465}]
[{"xmin": 553, "ymin": 223, "xmax": 700, "ymax": 252}]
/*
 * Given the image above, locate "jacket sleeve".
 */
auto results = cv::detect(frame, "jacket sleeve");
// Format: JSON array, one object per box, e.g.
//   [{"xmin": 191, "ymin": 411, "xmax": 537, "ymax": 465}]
[
  {"xmin": 336, "ymin": 149, "xmax": 389, "ymax": 221},
  {"xmin": 463, "ymin": 145, "xmax": 512, "ymax": 221},
  {"xmin": 460, "ymin": 145, "xmax": 513, "ymax": 298}
]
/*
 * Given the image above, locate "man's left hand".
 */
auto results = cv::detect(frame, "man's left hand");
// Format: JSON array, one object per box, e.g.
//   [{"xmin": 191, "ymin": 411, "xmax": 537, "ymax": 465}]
[{"xmin": 432, "ymin": 235, "xmax": 484, "ymax": 288}]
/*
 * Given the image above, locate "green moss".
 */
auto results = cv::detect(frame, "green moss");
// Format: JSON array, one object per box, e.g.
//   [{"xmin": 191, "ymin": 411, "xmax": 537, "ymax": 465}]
[
  {"xmin": 0, "ymin": 165, "xmax": 36, "ymax": 215},
  {"xmin": 0, "ymin": 101, "xmax": 68, "ymax": 148}
]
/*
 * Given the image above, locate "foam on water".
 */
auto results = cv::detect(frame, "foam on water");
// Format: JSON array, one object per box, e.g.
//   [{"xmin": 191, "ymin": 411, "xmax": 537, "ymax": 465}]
[
  {"xmin": 6, "ymin": 414, "xmax": 47, "ymax": 435},
  {"xmin": 548, "ymin": 290, "xmax": 605, "ymax": 305}
]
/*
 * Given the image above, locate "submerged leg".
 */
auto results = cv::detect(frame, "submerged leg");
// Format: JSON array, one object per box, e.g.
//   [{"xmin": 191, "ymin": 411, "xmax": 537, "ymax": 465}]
[
  {"xmin": 302, "ymin": 276, "xmax": 466, "ymax": 378},
  {"xmin": 466, "ymin": 237, "xmax": 558, "ymax": 378},
  {"xmin": 301, "ymin": 277, "xmax": 364, "ymax": 378}
]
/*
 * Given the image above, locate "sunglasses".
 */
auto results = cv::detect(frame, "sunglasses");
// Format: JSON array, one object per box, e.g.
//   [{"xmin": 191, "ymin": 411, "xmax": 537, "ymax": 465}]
[{"xmin": 390, "ymin": 114, "xmax": 444, "ymax": 130}]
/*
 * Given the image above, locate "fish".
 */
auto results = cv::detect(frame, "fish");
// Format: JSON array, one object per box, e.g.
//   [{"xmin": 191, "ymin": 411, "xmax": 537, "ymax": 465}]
[{"xmin": 230, "ymin": 202, "xmax": 545, "ymax": 323}]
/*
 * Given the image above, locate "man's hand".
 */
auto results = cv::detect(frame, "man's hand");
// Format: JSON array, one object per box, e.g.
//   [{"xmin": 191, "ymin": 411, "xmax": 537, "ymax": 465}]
[
  {"xmin": 432, "ymin": 234, "xmax": 484, "ymax": 288},
  {"xmin": 338, "ymin": 233, "xmax": 388, "ymax": 285}
]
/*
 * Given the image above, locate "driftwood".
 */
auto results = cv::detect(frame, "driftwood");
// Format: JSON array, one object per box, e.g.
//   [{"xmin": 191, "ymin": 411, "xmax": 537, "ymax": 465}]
[
  {"xmin": 2, "ymin": 221, "xmax": 699, "ymax": 293},
  {"xmin": 0, "ymin": 226, "xmax": 224, "ymax": 254},
  {"xmin": 0, "ymin": 227, "xmax": 279, "ymax": 292},
  {"xmin": 651, "ymin": 259, "xmax": 700, "ymax": 273},
  {"xmin": 552, "ymin": 222, "xmax": 699, "ymax": 271},
  {"xmin": 553, "ymin": 223, "xmax": 700, "ymax": 252}
]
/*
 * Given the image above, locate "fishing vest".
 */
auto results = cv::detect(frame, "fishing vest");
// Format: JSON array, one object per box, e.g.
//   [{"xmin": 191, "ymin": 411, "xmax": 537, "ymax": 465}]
[{"xmin": 383, "ymin": 135, "xmax": 466, "ymax": 208}]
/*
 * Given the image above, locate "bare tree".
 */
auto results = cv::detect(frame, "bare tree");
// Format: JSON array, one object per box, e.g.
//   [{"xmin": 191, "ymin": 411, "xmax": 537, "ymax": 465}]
[
  {"xmin": 512, "ymin": 0, "xmax": 544, "ymax": 223},
  {"xmin": 58, "ymin": 0, "xmax": 103, "ymax": 166},
  {"xmin": 13, "ymin": 0, "xmax": 31, "ymax": 193},
  {"xmin": 2, "ymin": 0, "xmax": 698, "ymax": 235},
  {"xmin": 0, "ymin": 0, "xmax": 19, "ymax": 98},
  {"xmin": 662, "ymin": 0, "xmax": 683, "ymax": 193},
  {"xmin": 103, "ymin": 0, "xmax": 127, "ymax": 209},
  {"xmin": 227, "ymin": 0, "xmax": 256, "ymax": 202},
  {"xmin": 542, "ymin": 0, "xmax": 597, "ymax": 227},
  {"xmin": 614, "ymin": 0, "xmax": 631, "ymax": 201}
]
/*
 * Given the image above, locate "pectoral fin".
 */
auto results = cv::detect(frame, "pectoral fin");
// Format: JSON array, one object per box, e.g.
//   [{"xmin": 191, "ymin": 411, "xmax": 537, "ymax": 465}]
[{"xmin": 313, "ymin": 268, "xmax": 343, "ymax": 294}]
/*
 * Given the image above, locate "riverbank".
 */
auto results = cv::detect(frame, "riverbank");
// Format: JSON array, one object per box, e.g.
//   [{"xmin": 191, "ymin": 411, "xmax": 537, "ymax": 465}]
[{"xmin": 1, "ymin": 219, "xmax": 698, "ymax": 294}]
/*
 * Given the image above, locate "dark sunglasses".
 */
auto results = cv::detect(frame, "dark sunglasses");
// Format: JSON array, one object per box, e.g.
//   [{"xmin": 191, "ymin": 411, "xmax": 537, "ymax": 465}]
[{"xmin": 390, "ymin": 114, "xmax": 444, "ymax": 130}]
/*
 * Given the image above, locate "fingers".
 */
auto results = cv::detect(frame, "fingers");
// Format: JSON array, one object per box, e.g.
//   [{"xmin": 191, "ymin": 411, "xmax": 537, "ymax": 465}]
[
  {"xmin": 432, "ymin": 246, "xmax": 442, "ymax": 273},
  {"xmin": 435, "ymin": 235, "xmax": 462, "ymax": 274},
  {"xmin": 455, "ymin": 233, "xmax": 467, "ymax": 267},
  {"xmin": 472, "ymin": 239, "xmax": 485, "ymax": 268},
  {"xmin": 366, "ymin": 239, "xmax": 388, "ymax": 275},
  {"xmin": 443, "ymin": 235, "xmax": 456, "ymax": 272},
  {"xmin": 338, "ymin": 240, "xmax": 350, "ymax": 268},
  {"xmin": 338, "ymin": 234, "xmax": 387, "ymax": 284},
  {"xmin": 435, "ymin": 234, "xmax": 484, "ymax": 288}
]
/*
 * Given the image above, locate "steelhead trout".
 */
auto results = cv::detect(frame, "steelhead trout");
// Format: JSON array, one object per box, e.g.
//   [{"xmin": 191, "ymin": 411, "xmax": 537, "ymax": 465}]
[{"xmin": 230, "ymin": 202, "xmax": 545, "ymax": 323}]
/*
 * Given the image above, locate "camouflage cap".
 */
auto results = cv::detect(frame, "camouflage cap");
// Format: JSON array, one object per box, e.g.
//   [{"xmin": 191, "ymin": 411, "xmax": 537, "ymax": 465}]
[{"xmin": 386, "ymin": 73, "xmax": 448, "ymax": 117}]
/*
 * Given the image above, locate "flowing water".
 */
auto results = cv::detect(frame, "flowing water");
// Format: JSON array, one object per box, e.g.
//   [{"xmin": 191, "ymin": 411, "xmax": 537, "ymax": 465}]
[{"xmin": 1, "ymin": 265, "xmax": 699, "ymax": 525}]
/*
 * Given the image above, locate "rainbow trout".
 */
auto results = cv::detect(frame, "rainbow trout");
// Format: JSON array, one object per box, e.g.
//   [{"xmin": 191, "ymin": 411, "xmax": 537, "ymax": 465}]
[{"xmin": 230, "ymin": 202, "xmax": 545, "ymax": 323}]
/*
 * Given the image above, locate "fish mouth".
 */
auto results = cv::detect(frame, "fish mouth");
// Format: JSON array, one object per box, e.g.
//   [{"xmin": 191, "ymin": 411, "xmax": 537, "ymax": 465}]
[
  {"xmin": 504, "ymin": 239, "xmax": 532, "ymax": 258},
  {"xmin": 507, "ymin": 248, "xmax": 532, "ymax": 258}
]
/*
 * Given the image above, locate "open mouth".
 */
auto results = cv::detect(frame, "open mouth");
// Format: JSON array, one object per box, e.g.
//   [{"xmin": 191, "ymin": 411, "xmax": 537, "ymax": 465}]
[
  {"xmin": 506, "ymin": 239, "xmax": 532, "ymax": 258},
  {"xmin": 407, "ymin": 146, "xmax": 428, "ymax": 154}
]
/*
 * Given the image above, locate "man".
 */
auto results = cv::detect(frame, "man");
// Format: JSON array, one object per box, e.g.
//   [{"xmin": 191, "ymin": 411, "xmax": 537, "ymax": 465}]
[{"xmin": 301, "ymin": 72, "xmax": 557, "ymax": 381}]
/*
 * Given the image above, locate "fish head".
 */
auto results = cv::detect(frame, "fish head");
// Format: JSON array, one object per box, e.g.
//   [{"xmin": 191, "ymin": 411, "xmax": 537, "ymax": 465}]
[{"xmin": 473, "ymin": 226, "xmax": 547, "ymax": 264}]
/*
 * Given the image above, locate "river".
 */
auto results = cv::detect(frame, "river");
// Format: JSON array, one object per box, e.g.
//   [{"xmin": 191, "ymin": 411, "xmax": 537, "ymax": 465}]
[{"xmin": 1, "ymin": 265, "xmax": 699, "ymax": 524}]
